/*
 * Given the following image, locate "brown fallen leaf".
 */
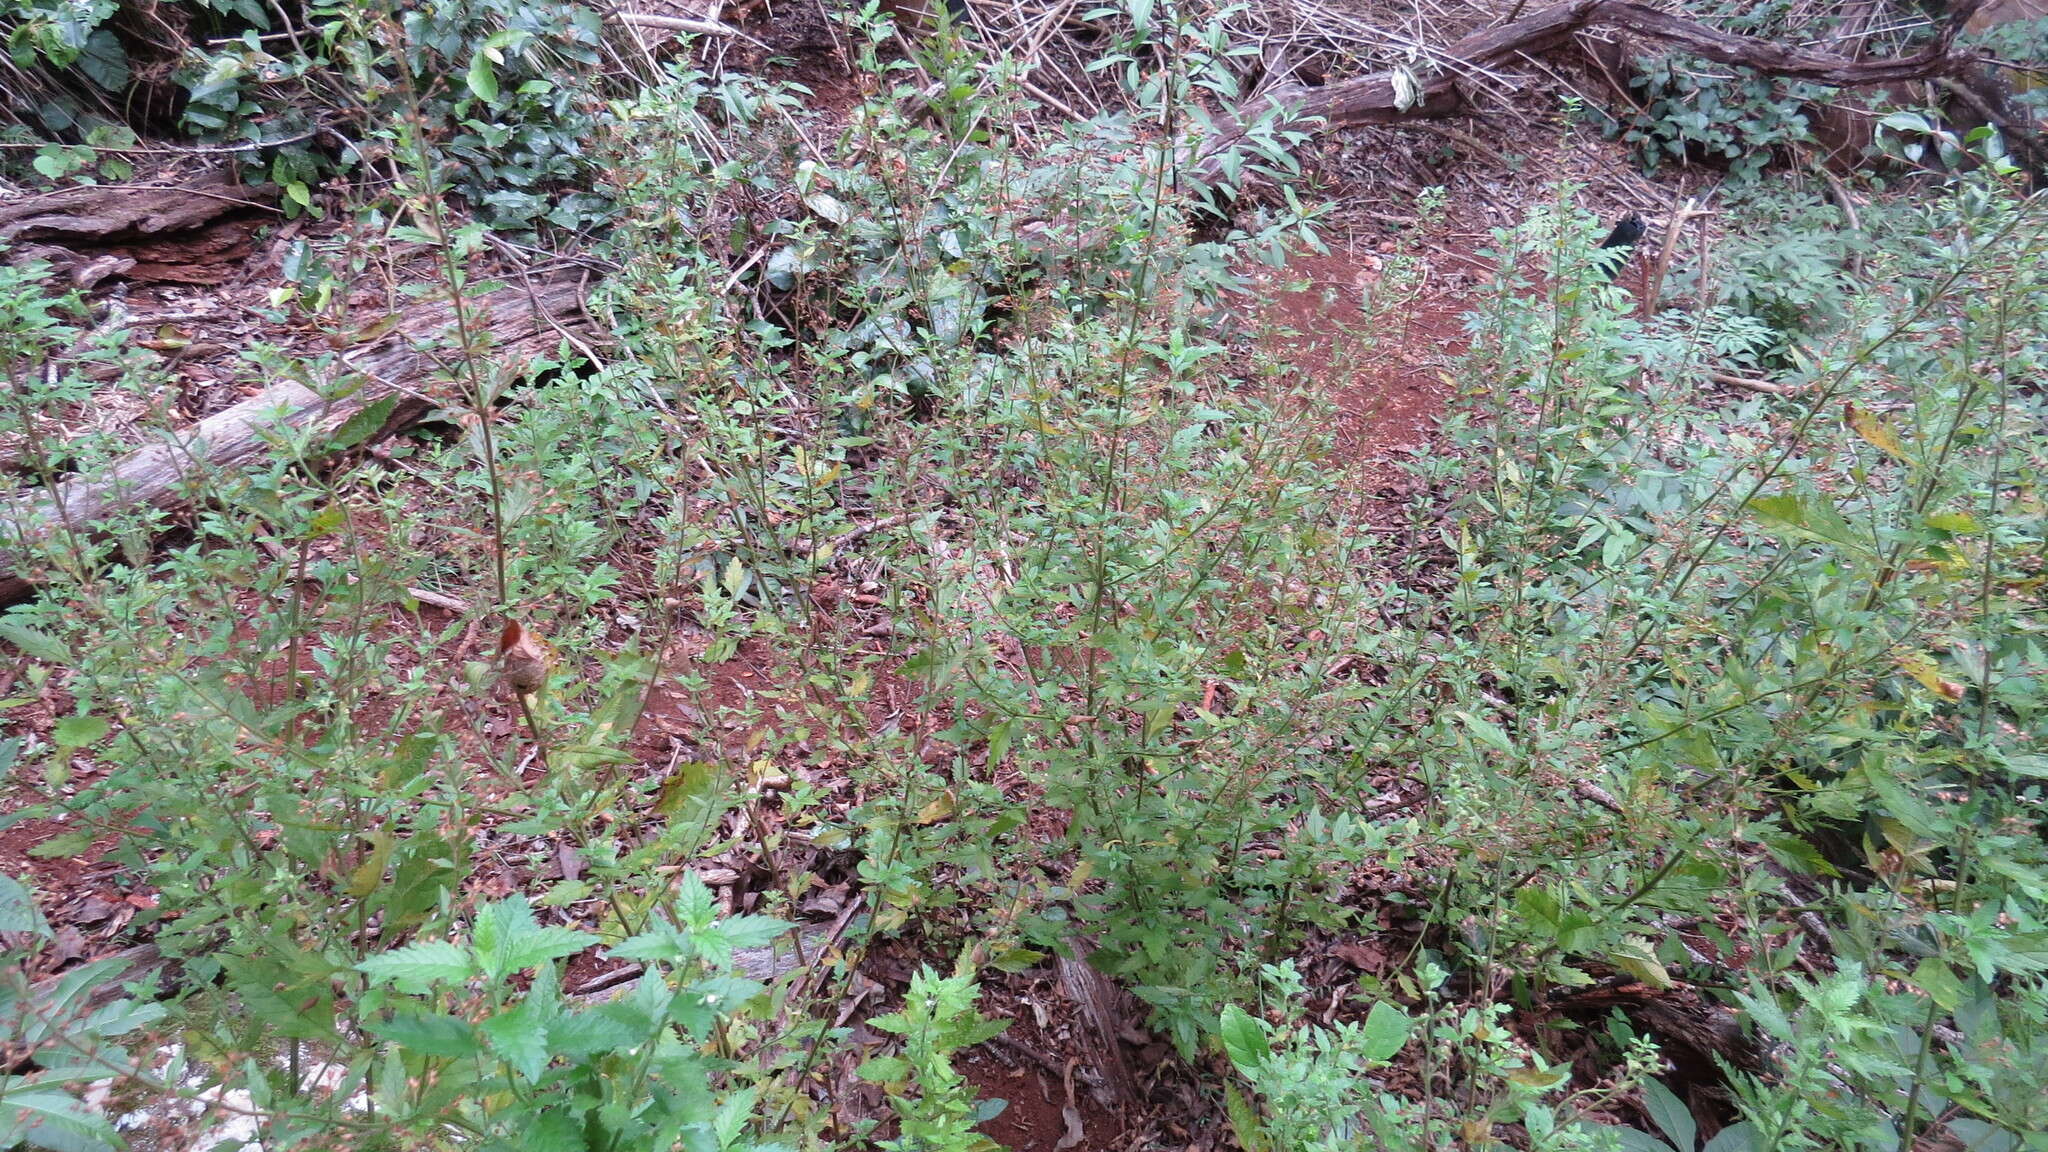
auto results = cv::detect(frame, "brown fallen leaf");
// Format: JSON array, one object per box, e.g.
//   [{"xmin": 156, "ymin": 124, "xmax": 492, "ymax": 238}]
[{"xmin": 497, "ymin": 620, "xmax": 552, "ymax": 696}]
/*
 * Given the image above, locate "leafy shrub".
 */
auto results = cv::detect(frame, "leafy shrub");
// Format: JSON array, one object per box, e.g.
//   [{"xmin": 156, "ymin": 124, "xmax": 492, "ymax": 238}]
[{"xmin": 1615, "ymin": 56, "xmax": 1824, "ymax": 180}]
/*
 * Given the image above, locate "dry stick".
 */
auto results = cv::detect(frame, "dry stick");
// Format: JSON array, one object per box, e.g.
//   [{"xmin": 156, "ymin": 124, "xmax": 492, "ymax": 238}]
[
  {"xmin": 609, "ymin": 10, "xmax": 762, "ymax": 43},
  {"xmin": 1194, "ymin": 0, "xmax": 1987, "ymax": 182},
  {"xmin": 1708, "ymin": 371, "xmax": 1803, "ymax": 397},
  {"xmin": 1641, "ymin": 197, "xmax": 1709, "ymax": 320},
  {"xmin": 1818, "ymin": 166, "xmax": 1866, "ymax": 278}
]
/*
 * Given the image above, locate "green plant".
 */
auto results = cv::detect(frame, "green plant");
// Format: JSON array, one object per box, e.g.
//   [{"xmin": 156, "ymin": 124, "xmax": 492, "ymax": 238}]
[
  {"xmin": 1615, "ymin": 55, "xmax": 1825, "ymax": 180},
  {"xmin": 856, "ymin": 965, "xmax": 1009, "ymax": 1152},
  {"xmin": 1221, "ymin": 961, "xmax": 1661, "ymax": 1151},
  {"xmin": 0, "ymin": 875, "xmax": 167, "ymax": 1152},
  {"xmin": 340, "ymin": 882, "xmax": 794, "ymax": 1151}
]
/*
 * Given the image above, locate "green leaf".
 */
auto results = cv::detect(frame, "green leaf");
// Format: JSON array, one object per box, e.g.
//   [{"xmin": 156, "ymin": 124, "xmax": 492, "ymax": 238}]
[
  {"xmin": 51, "ymin": 716, "xmax": 107, "ymax": 749},
  {"xmin": 364, "ymin": 1010, "xmax": 481, "ymax": 1059},
  {"xmin": 0, "ymin": 874, "xmax": 50, "ymax": 937},
  {"xmin": 549, "ymin": 1004, "xmax": 645, "ymax": 1058},
  {"xmin": 27, "ymin": 831, "xmax": 93, "ymax": 859},
  {"xmin": 856, "ymin": 1054, "xmax": 911, "ymax": 1084},
  {"xmin": 0, "ymin": 620, "xmax": 69, "ymax": 664},
  {"xmin": 1911, "ymin": 958, "xmax": 1966, "ymax": 1012},
  {"xmin": 472, "ymin": 896, "xmax": 596, "ymax": 981},
  {"xmin": 1453, "ymin": 711, "xmax": 1516, "ymax": 755},
  {"xmin": 1361, "ymin": 1000, "xmax": 1411, "ymax": 1063},
  {"xmin": 357, "ymin": 940, "xmax": 473, "ymax": 993},
  {"xmin": 1703, "ymin": 1121, "xmax": 1760, "ymax": 1152},
  {"xmin": 0, "ymin": 1083, "xmax": 120, "ymax": 1152},
  {"xmin": 1639, "ymin": 1076, "xmax": 1694, "ymax": 1151},
  {"xmin": 1217, "ymin": 1004, "xmax": 1269, "ymax": 1072},
  {"xmin": 466, "ymin": 54, "xmax": 500, "ymax": 103},
  {"xmin": 1610, "ymin": 937, "xmax": 1673, "ymax": 990},
  {"xmin": 480, "ymin": 995, "xmax": 551, "ymax": 1081},
  {"xmin": 329, "ymin": 395, "xmax": 398, "ymax": 451}
]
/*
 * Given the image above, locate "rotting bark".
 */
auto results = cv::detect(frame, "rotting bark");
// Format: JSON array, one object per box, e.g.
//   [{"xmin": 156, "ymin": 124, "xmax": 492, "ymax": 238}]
[
  {"xmin": 0, "ymin": 169, "xmax": 275, "ymax": 244},
  {"xmin": 0, "ymin": 273, "xmax": 590, "ymax": 603},
  {"xmin": 1195, "ymin": 0, "xmax": 1991, "ymax": 181}
]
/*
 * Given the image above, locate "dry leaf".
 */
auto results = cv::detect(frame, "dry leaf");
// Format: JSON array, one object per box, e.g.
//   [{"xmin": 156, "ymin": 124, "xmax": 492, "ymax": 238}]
[{"xmin": 497, "ymin": 620, "xmax": 552, "ymax": 695}]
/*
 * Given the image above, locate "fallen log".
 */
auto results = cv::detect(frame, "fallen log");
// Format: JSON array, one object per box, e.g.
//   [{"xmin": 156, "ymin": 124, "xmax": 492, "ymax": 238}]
[
  {"xmin": 0, "ymin": 273, "xmax": 590, "ymax": 603},
  {"xmin": 0, "ymin": 169, "xmax": 275, "ymax": 244},
  {"xmin": 1195, "ymin": 0, "xmax": 1989, "ymax": 183}
]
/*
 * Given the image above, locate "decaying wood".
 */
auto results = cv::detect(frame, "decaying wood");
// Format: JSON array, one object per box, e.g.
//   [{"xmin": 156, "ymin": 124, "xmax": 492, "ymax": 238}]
[
  {"xmin": 0, "ymin": 274, "xmax": 590, "ymax": 603},
  {"xmin": 1195, "ymin": 0, "xmax": 1987, "ymax": 181},
  {"xmin": 1056, "ymin": 946, "xmax": 1142, "ymax": 1108},
  {"xmin": 0, "ymin": 170, "xmax": 275, "ymax": 244}
]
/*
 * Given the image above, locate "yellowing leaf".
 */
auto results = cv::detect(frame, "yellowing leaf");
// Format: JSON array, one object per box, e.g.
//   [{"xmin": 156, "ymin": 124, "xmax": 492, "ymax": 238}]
[
  {"xmin": 1895, "ymin": 651, "xmax": 1964, "ymax": 701},
  {"xmin": 914, "ymin": 790, "xmax": 956, "ymax": 825},
  {"xmin": 1845, "ymin": 403, "xmax": 1908, "ymax": 461}
]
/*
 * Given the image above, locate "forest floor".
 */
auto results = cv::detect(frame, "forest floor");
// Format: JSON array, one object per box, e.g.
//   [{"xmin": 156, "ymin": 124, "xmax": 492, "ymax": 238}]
[{"xmin": 0, "ymin": 9, "xmax": 1722, "ymax": 1150}]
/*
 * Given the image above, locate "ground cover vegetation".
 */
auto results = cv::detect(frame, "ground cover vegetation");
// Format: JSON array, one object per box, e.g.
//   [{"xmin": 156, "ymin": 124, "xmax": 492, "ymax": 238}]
[{"xmin": 2, "ymin": 0, "xmax": 2046, "ymax": 1149}]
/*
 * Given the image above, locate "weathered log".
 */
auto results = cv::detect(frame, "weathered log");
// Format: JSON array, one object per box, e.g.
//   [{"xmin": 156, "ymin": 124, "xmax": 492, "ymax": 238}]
[
  {"xmin": 0, "ymin": 170, "xmax": 275, "ymax": 244},
  {"xmin": 0, "ymin": 274, "xmax": 590, "ymax": 603},
  {"xmin": 1196, "ymin": 0, "xmax": 1987, "ymax": 181}
]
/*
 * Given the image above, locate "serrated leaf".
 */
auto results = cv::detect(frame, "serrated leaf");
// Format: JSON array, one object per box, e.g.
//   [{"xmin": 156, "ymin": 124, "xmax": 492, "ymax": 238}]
[
  {"xmin": 330, "ymin": 395, "xmax": 398, "ymax": 450},
  {"xmin": 364, "ymin": 1010, "xmax": 480, "ymax": 1059},
  {"xmin": 473, "ymin": 896, "xmax": 596, "ymax": 981},
  {"xmin": 1702, "ymin": 1121, "xmax": 1760, "ymax": 1152},
  {"xmin": 51, "ymin": 715, "xmax": 107, "ymax": 748},
  {"xmin": 480, "ymin": 996, "xmax": 550, "ymax": 1081},
  {"xmin": 550, "ymin": 1004, "xmax": 644, "ymax": 1058},
  {"xmin": 1610, "ymin": 937, "xmax": 1673, "ymax": 990},
  {"xmin": 28, "ymin": 831, "xmax": 93, "ymax": 859},
  {"xmin": 0, "ymin": 1086, "xmax": 121, "ymax": 1152},
  {"xmin": 357, "ymin": 940, "xmax": 473, "ymax": 993},
  {"xmin": 1844, "ymin": 403, "xmax": 1907, "ymax": 461},
  {"xmin": 0, "ymin": 620, "xmax": 69, "ymax": 664}
]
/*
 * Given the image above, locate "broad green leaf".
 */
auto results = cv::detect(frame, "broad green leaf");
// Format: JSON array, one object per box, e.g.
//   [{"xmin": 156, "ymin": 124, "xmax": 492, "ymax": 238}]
[
  {"xmin": 1362, "ymin": 1000, "xmax": 1411, "ymax": 1063},
  {"xmin": 364, "ymin": 1010, "xmax": 480, "ymax": 1059},
  {"xmin": 0, "ymin": 621, "xmax": 69, "ymax": 664},
  {"xmin": 473, "ymin": 896, "xmax": 596, "ymax": 981},
  {"xmin": 1216, "ymin": 1004, "xmax": 1269, "ymax": 1072},
  {"xmin": 1639, "ymin": 1076, "xmax": 1694, "ymax": 1151},
  {"xmin": 51, "ymin": 716, "xmax": 107, "ymax": 749},
  {"xmin": 480, "ymin": 996, "xmax": 550, "ymax": 1081},
  {"xmin": 357, "ymin": 940, "xmax": 472, "ymax": 993},
  {"xmin": 0, "ymin": 874, "xmax": 50, "ymax": 938},
  {"xmin": 27, "ymin": 831, "xmax": 92, "ymax": 859},
  {"xmin": 0, "ymin": 1084, "xmax": 120, "ymax": 1152},
  {"xmin": 330, "ymin": 395, "xmax": 399, "ymax": 451},
  {"xmin": 466, "ymin": 54, "xmax": 499, "ymax": 102}
]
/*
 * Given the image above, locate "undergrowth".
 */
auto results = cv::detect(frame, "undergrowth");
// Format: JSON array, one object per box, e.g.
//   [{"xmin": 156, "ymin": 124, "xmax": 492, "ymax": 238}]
[{"xmin": 1, "ymin": 7, "xmax": 2046, "ymax": 1152}]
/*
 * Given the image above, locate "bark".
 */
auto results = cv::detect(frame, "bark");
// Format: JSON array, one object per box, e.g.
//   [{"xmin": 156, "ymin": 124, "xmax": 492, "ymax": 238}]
[
  {"xmin": 1196, "ymin": 0, "xmax": 1988, "ymax": 180},
  {"xmin": 0, "ymin": 274, "xmax": 590, "ymax": 603},
  {"xmin": 0, "ymin": 170, "xmax": 275, "ymax": 244}
]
